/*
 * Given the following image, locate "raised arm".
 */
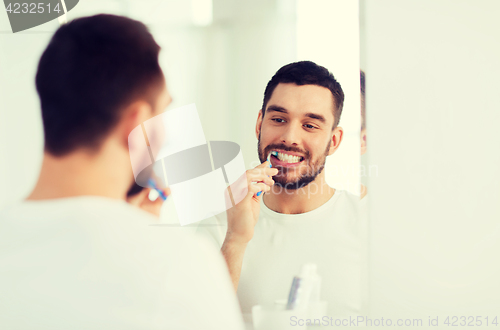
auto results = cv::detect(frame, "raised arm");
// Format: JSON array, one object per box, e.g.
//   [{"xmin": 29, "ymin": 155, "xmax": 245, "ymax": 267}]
[{"xmin": 222, "ymin": 162, "xmax": 278, "ymax": 290}]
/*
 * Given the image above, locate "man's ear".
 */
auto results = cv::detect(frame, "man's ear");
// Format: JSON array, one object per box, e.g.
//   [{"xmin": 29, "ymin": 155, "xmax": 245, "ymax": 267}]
[
  {"xmin": 360, "ymin": 128, "xmax": 367, "ymax": 155},
  {"xmin": 255, "ymin": 109, "xmax": 263, "ymax": 140},
  {"xmin": 327, "ymin": 126, "xmax": 344, "ymax": 156},
  {"xmin": 117, "ymin": 100, "xmax": 153, "ymax": 148}
]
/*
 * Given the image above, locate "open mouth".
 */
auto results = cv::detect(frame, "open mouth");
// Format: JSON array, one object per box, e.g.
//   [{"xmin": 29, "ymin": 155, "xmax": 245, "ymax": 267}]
[{"xmin": 270, "ymin": 150, "xmax": 305, "ymax": 166}]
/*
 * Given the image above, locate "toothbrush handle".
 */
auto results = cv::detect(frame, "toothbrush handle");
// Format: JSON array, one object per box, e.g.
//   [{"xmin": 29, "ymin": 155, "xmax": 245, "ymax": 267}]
[
  {"xmin": 148, "ymin": 179, "xmax": 168, "ymax": 201},
  {"xmin": 255, "ymin": 162, "xmax": 273, "ymax": 197},
  {"xmin": 156, "ymin": 189, "xmax": 168, "ymax": 201}
]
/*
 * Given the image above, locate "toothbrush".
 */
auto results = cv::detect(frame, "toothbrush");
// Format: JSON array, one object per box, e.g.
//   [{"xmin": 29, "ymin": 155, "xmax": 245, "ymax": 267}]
[
  {"xmin": 148, "ymin": 178, "xmax": 168, "ymax": 201},
  {"xmin": 256, "ymin": 151, "xmax": 278, "ymax": 197}
]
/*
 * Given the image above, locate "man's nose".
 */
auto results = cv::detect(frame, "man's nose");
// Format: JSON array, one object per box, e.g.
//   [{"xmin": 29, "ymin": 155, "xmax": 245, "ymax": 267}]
[{"xmin": 279, "ymin": 125, "xmax": 300, "ymax": 146}]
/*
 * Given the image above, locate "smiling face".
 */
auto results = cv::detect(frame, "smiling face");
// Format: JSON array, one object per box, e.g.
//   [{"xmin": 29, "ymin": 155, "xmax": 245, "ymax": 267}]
[{"xmin": 256, "ymin": 83, "xmax": 343, "ymax": 190}]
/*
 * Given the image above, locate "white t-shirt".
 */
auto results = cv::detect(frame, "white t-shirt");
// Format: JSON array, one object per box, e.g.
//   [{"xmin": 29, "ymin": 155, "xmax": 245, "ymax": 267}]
[
  {"xmin": 197, "ymin": 190, "xmax": 368, "ymax": 317},
  {"xmin": 0, "ymin": 196, "xmax": 244, "ymax": 330}
]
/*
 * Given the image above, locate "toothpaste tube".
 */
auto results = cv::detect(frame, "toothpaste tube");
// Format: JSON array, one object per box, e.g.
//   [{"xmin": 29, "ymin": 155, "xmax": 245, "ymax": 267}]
[{"xmin": 286, "ymin": 263, "xmax": 321, "ymax": 310}]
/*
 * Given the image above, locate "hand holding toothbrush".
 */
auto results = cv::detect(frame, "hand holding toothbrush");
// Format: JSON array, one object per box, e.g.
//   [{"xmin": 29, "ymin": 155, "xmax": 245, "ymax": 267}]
[{"xmin": 126, "ymin": 178, "xmax": 170, "ymax": 217}]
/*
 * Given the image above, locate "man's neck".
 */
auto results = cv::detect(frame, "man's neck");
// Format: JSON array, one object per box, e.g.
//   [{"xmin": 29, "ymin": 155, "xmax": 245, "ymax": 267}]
[
  {"xmin": 263, "ymin": 174, "xmax": 335, "ymax": 214},
  {"xmin": 27, "ymin": 144, "xmax": 131, "ymax": 201}
]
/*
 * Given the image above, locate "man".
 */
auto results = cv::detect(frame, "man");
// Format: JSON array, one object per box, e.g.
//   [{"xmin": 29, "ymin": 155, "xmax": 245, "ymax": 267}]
[
  {"xmin": 198, "ymin": 61, "xmax": 367, "ymax": 317},
  {"xmin": 0, "ymin": 15, "xmax": 244, "ymax": 329}
]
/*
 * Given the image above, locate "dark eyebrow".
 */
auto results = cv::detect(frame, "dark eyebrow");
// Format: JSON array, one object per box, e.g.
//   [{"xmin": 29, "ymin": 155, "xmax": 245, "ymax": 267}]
[
  {"xmin": 305, "ymin": 113, "xmax": 326, "ymax": 123},
  {"xmin": 267, "ymin": 106, "xmax": 327, "ymax": 124},
  {"xmin": 266, "ymin": 105, "xmax": 288, "ymax": 114}
]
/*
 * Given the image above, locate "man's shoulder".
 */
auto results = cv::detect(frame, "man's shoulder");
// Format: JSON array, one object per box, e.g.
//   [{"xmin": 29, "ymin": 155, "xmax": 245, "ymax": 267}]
[
  {"xmin": 335, "ymin": 189, "xmax": 360, "ymax": 200},
  {"xmin": 0, "ymin": 197, "xmax": 190, "ymax": 243},
  {"xmin": 333, "ymin": 189, "xmax": 362, "ymax": 209},
  {"xmin": 319, "ymin": 189, "xmax": 365, "ymax": 226},
  {"xmin": 0, "ymin": 196, "xmax": 155, "ymax": 218},
  {"xmin": 0, "ymin": 197, "xmax": 221, "ymax": 276}
]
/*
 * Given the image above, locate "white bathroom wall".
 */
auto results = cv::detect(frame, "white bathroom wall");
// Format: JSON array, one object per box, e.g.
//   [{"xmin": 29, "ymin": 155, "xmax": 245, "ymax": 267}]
[{"xmin": 363, "ymin": 0, "xmax": 500, "ymax": 320}]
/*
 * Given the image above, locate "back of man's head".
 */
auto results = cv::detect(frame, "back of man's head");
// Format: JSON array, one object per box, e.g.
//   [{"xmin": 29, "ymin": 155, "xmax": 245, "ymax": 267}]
[{"xmin": 36, "ymin": 14, "xmax": 164, "ymax": 156}]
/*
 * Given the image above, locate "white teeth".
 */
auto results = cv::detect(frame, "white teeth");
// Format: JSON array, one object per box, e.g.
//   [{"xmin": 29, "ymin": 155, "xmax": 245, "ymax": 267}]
[{"xmin": 277, "ymin": 152, "xmax": 302, "ymax": 163}]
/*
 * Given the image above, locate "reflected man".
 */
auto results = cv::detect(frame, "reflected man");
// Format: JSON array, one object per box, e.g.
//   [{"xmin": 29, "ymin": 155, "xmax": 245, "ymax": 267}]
[{"xmin": 198, "ymin": 61, "xmax": 367, "ymax": 317}]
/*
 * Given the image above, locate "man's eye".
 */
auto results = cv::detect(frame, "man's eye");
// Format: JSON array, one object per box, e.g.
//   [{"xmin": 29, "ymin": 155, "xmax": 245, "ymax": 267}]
[
  {"xmin": 272, "ymin": 118, "xmax": 285, "ymax": 123},
  {"xmin": 304, "ymin": 124, "xmax": 317, "ymax": 129}
]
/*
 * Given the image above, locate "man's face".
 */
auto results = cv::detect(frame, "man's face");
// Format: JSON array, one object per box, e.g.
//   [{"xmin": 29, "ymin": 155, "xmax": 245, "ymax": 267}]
[{"xmin": 256, "ymin": 83, "xmax": 342, "ymax": 190}]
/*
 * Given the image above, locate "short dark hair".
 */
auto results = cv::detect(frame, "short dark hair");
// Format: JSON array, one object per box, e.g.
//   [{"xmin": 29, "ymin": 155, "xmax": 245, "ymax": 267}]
[
  {"xmin": 261, "ymin": 61, "xmax": 344, "ymax": 128},
  {"xmin": 360, "ymin": 70, "xmax": 366, "ymax": 130},
  {"xmin": 36, "ymin": 14, "xmax": 164, "ymax": 156}
]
